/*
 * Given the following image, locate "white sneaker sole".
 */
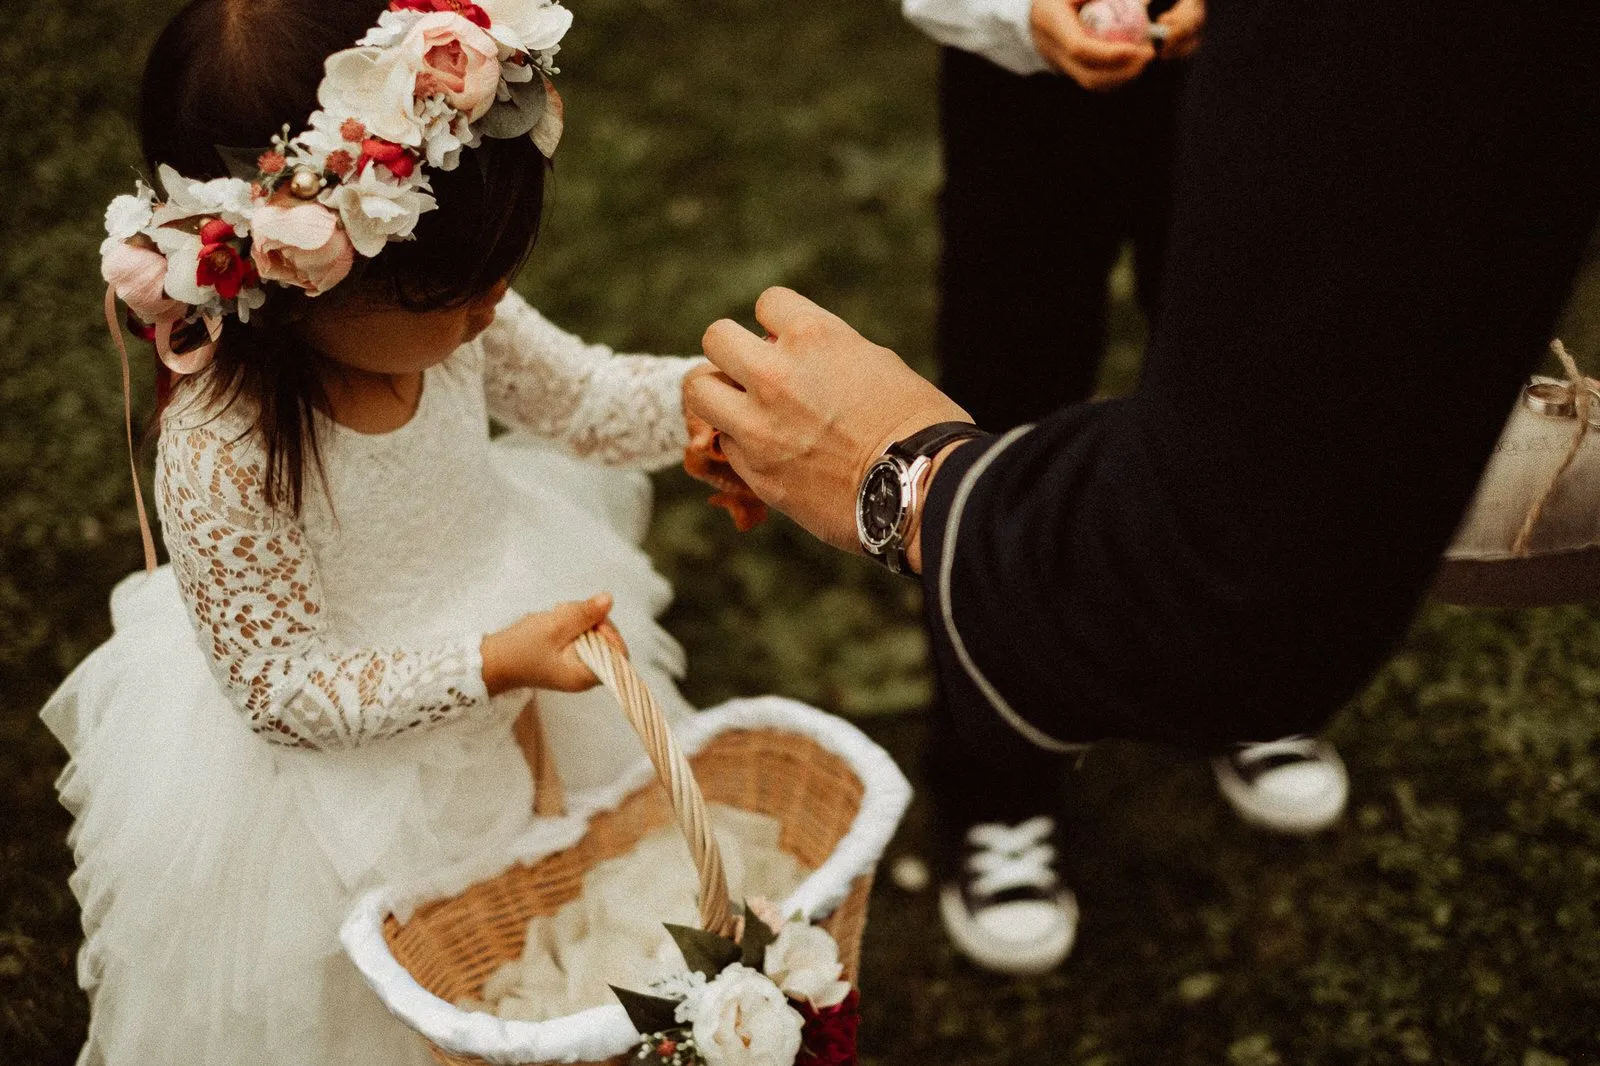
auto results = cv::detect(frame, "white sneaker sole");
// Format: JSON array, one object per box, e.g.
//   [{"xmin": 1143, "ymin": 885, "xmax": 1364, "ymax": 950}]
[
  {"xmin": 938, "ymin": 884, "xmax": 1079, "ymax": 976},
  {"xmin": 1212, "ymin": 750, "xmax": 1349, "ymax": 835}
]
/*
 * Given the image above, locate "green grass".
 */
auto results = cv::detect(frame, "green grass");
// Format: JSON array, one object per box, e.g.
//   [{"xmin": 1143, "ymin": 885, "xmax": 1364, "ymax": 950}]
[{"xmin": 3, "ymin": 1, "xmax": 1599, "ymax": 1063}]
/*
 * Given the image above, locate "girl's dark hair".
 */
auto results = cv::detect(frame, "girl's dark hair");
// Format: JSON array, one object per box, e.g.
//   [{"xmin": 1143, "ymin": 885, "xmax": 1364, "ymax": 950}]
[{"xmin": 141, "ymin": 0, "xmax": 548, "ymax": 513}]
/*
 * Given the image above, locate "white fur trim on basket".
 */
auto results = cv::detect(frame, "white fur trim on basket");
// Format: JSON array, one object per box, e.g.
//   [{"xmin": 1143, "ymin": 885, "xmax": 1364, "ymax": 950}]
[{"xmin": 340, "ymin": 696, "xmax": 912, "ymax": 1065}]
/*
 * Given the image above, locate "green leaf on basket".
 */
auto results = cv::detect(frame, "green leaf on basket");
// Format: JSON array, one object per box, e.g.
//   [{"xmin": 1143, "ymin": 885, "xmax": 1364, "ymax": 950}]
[
  {"xmin": 610, "ymin": 986, "xmax": 682, "ymax": 1035},
  {"xmin": 665, "ymin": 923, "xmax": 742, "ymax": 979},
  {"xmin": 740, "ymin": 901, "xmax": 777, "ymax": 969}
]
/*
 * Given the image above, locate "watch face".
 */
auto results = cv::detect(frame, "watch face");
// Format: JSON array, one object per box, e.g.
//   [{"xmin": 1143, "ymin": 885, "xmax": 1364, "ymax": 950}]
[{"xmin": 859, "ymin": 461, "xmax": 904, "ymax": 550}]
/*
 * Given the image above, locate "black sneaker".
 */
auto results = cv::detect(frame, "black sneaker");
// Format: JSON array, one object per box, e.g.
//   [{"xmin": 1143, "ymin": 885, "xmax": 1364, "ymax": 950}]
[{"xmin": 937, "ymin": 815, "xmax": 1078, "ymax": 975}]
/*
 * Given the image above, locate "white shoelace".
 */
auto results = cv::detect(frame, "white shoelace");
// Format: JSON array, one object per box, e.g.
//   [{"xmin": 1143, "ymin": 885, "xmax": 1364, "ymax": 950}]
[
  {"xmin": 965, "ymin": 816, "xmax": 1059, "ymax": 898},
  {"xmin": 1233, "ymin": 735, "xmax": 1322, "ymax": 768}
]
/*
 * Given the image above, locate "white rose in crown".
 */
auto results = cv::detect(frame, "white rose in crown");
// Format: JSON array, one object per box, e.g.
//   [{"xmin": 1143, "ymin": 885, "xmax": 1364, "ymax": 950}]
[
  {"xmin": 676, "ymin": 964, "xmax": 804, "ymax": 1066},
  {"xmin": 326, "ymin": 11, "xmax": 502, "ymax": 153},
  {"xmin": 150, "ymin": 166, "xmax": 256, "ymax": 234},
  {"xmin": 102, "ymin": 183, "xmax": 158, "ymax": 255},
  {"xmin": 761, "ymin": 923, "xmax": 851, "ymax": 1010},
  {"xmin": 479, "ymin": 0, "xmax": 573, "ymax": 55},
  {"xmin": 321, "ymin": 167, "xmax": 437, "ymax": 257}
]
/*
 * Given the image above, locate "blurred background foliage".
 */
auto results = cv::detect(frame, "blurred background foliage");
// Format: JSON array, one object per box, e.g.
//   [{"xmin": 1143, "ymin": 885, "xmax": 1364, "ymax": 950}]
[{"xmin": 3, "ymin": 0, "xmax": 1599, "ymax": 1063}]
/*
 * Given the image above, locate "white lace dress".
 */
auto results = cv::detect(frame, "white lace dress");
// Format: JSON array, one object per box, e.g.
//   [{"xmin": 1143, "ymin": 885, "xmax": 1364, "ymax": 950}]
[{"xmin": 43, "ymin": 290, "xmax": 703, "ymax": 1066}]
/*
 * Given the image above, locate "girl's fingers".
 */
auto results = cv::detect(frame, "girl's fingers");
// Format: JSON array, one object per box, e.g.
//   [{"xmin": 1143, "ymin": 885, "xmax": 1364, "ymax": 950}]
[
  {"xmin": 685, "ymin": 448, "xmax": 755, "ymax": 494},
  {"xmin": 596, "ymin": 619, "xmax": 629, "ymax": 659},
  {"xmin": 709, "ymin": 491, "xmax": 770, "ymax": 532}
]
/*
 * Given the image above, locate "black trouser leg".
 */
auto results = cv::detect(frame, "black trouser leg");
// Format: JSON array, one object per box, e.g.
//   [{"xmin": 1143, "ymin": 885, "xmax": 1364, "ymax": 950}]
[
  {"xmin": 928, "ymin": 47, "xmax": 1187, "ymax": 862},
  {"xmin": 935, "ymin": 48, "xmax": 1187, "ymax": 430}
]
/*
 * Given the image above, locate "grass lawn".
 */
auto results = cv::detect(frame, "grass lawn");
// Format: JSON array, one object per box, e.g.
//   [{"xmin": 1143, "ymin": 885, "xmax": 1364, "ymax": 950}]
[{"xmin": 3, "ymin": 1, "xmax": 1598, "ymax": 1063}]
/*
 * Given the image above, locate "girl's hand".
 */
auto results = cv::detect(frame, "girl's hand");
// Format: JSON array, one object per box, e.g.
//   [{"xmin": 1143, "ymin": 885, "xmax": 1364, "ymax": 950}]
[
  {"xmin": 684, "ymin": 363, "xmax": 770, "ymax": 532},
  {"xmin": 481, "ymin": 594, "xmax": 629, "ymax": 696}
]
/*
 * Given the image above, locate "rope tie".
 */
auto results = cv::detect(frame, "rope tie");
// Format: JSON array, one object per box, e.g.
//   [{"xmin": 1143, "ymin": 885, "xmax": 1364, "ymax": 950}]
[{"xmin": 1512, "ymin": 339, "xmax": 1596, "ymax": 556}]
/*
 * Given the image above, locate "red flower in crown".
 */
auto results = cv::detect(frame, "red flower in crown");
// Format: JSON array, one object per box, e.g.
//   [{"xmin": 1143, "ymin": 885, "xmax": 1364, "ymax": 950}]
[
  {"xmin": 358, "ymin": 138, "xmax": 419, "ymax": 180},
  {"xmin": 798, "ymin": 988, "xmax": 859, "ymax": 1066},
  {"xmin": 389, "ymin": 0, "xmax": 492, "ymax": 28},
  {"xmin": 195, "ymin": 222, "xmax": 256, "ymax": 300}
]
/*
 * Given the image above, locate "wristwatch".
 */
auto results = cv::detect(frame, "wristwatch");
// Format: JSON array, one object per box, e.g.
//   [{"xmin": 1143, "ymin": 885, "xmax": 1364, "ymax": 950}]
[{"xmin": 856, "ymin": 421, "xmax": 984, "ymax": 574}]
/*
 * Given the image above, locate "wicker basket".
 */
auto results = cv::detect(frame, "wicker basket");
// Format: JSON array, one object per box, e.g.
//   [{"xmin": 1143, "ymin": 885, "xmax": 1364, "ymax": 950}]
[{"xmin": 342, "ymin": 633, "xmax": 911, "ymax": 1066}]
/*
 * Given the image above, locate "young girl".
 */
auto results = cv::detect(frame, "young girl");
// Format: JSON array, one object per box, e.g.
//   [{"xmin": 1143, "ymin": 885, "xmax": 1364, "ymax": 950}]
[{"xmin": 44, "ymin": 0, "xmax": 759, "ymax": 1062}]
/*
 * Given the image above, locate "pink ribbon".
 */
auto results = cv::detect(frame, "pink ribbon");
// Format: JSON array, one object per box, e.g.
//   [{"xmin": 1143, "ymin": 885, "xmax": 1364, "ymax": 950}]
[
  {"xmin": 103, "ymin": 284, "xmax": 221, "ymax": 575},
  {"xmin": 155, "ymin": 313, "xmax": 222, "ymax": 376},
  {"xmin": 104, "ymin": 286, "xmax": 160, "ymax": 575}
]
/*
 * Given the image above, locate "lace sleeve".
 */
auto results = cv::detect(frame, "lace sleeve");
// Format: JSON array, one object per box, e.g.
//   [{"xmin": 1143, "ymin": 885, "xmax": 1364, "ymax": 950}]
[
  {"xmin": 154, "ymin": 407, "xmax": 490, "ymax": 750},
  {"xmin": 479, "ymin": 289, "xmax": 701, "ymax": 471}
]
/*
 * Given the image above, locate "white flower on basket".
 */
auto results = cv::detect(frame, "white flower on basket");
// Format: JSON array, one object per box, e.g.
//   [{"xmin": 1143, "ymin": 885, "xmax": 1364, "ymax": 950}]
[
  {"xmin": 674, "ymin": 964, "xmax": 803, "ymax": 1066},
  {"xmin": 762, "ymin": 924, "xmax": 851, "ymax": 1010},
  {"xmin": 650, "ymin": 969, "xmax": 709, "ymax": 1002},
  {"xmin": 321, "ymin": 167, "xmax": 436, "ymax": 257}
]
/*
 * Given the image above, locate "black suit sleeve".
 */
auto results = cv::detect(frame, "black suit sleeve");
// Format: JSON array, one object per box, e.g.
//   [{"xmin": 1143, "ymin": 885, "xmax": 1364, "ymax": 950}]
[{"xmin": 919, "ymin": 0, "xmax": 1600, "ymax": 750}]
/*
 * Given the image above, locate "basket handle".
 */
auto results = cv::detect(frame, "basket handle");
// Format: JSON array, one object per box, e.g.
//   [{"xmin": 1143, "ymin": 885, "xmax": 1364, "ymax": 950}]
[{"xmin": 573, "ymin": 630, "xmax": 737, "ymax": 939}]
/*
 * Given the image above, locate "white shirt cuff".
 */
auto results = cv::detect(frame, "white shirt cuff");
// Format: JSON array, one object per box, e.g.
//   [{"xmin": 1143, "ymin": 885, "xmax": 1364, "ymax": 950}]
[{"xmin": 902, "ymin": 0, "xmax": 1051, "ymax": 76}]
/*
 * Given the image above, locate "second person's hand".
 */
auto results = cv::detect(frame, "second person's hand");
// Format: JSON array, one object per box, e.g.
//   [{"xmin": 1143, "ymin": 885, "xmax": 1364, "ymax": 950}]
[
  {"xmin": 1031, "ymin": 0, "xmax": 1155, "ymax": 91},
  {"xmin": 1156, "ymin": 0, "xmax": 1205, "ymax": 60},
  {"xmin": 689, "ymin": 287, "xmax": 971, "ymax": 555}
]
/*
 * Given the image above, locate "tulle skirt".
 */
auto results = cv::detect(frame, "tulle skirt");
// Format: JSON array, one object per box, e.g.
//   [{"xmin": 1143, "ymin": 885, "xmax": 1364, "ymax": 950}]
[{"xmin": 42, "ymin": 442, "xmax": 694, "ymax": 1066}]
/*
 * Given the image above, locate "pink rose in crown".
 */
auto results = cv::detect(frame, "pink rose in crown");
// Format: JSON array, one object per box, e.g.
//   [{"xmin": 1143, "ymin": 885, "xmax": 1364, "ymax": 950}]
[
  {"xmin": 405, "ymin": 12, "xmax": 502, "ymax": 120},
  {"xmin": 101, "ymin": 241, "xmax": 185, "ymax": 325},
  {"xmin": 1077, "ymin": 0, "xmax": 1151, "ymax": 43},
  {"xmin": 250, "ymin": 198, "xmax": 357, "ymax": 296}
]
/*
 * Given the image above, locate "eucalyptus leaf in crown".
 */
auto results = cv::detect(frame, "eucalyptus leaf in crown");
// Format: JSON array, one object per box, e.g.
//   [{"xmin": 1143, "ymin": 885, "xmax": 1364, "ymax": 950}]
[
  {"xmin": 612, "ymin": 901, "xmax": 860, "ymax": 1066},
  {"xmin": 99, "ymin": 0, "xmax": 570, "ymax": 374}
]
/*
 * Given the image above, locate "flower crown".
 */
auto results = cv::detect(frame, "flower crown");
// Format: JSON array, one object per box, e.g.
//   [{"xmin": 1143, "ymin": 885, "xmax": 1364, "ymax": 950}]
[{"xmin": 100, "ymin": 0, "xmax": 572, "ymax": 375}]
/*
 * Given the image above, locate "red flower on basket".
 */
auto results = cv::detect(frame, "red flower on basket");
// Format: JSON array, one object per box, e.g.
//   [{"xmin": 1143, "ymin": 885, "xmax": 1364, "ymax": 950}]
[
  {"xmin": 613, "ymin": 904, "xmax": 858, "ymax": 1066},
  {"xmin": 797, "ymin": 989, "xmax": 859, "ymax": 1066}
]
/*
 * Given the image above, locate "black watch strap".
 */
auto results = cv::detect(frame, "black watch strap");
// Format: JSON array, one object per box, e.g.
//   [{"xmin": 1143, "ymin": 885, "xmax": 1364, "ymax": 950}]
[
  {"xmin": 889, "ymin": 420, "xmax": 984, "ymax": 462},
  {"xmin": 868, "ymin": 421, "xmax": 983, "ymax": 575}
]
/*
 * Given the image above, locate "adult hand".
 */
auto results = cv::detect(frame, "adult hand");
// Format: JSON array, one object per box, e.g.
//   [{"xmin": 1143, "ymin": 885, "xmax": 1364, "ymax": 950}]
[
  {"xmin": 1156, "ymin": 0, "xmax": 1205, "ymax": 60},
  {"xmin": 1031, "ymin": 0, "xmax": 1154, "ymax": 92},
  {"xmin": 688, "ymin": 287, "xmax": 971, "ymax": 555}
]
